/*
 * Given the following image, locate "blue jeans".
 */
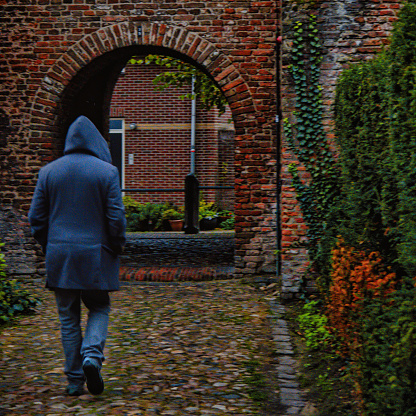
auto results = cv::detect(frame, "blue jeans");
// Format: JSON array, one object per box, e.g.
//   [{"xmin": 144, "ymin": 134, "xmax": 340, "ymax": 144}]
[{"xmin": 54, "ymin": 289, "xmax": 110, "ymax": 385}]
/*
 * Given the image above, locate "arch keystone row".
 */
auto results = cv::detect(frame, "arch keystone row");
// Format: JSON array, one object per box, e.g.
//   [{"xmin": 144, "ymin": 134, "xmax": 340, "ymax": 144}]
[{"xmin": 32, "ymin": 22, "xmax": 255, "ymax": 126}]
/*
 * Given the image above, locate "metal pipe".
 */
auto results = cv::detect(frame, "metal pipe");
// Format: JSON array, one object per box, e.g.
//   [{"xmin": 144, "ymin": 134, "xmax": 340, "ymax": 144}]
[
  {"xmin": 275, "ymin": 0, "xmax": 283, "ymax": 277},
  {"xmin": 190, "ymin": 75, "xmax": 196, "ymax": 174}
]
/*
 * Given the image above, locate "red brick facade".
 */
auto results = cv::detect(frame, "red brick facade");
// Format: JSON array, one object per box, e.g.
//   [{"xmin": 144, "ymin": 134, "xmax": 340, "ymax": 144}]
[
  {"xmin": 109, "ymin": 62, "xmax": 235, "ymax": 209},
  {"xmin": 0, "ymin": 0, "xmax": 403, "ymax": 294}
]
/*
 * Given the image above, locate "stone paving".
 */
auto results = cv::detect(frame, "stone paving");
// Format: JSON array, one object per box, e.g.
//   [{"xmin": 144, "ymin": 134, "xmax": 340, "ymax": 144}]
[
  {"xmin": 0, "ymin": 280, "xmax": 312, "ymax": 416},
  {"xmin": 268, "ymin": 302, "xmax": 308, "ymax": 416}
]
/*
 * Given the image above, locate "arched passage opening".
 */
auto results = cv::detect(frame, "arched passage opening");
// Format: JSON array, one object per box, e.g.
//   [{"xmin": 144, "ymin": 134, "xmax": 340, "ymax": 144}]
[
  {"xmin": 102, "ymin": 48, "xmax": 236, "ymax": 276},
  {"xmin": 31, "ymin": 25, "xmax": 247, "ymax": 278}
]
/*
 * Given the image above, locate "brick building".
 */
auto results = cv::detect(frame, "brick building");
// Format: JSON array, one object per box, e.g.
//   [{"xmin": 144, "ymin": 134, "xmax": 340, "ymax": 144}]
[
  {"xmin": 109, "ymin": 61, "xmax": 235, "ymax": 209},
  {"xmin": 0, "ymin": 0, "xmax": 403, "ymax": 295}
]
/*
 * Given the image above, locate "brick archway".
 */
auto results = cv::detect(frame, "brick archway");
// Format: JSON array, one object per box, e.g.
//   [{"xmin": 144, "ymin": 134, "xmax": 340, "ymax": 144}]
[
  {"xmin": 27, "ymin": 21, "xmax": 274, "ymax": 279},
  {"xmin": 29, "ymin": 22, "xmax": 255, "ymax": 145}
]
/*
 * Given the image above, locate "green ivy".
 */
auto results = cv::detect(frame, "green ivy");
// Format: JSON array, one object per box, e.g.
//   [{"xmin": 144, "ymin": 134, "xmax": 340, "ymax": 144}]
[
  {"xmin": 129, "ymin": 55, "xmax": 227, "ymax": 115},
  {"xmin": 285, "ymin": 15, "xmax": 340, "ymax": 289}
]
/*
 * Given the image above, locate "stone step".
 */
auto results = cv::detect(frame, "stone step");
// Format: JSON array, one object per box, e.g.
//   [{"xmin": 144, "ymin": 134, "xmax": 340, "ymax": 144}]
[{"xmin": 120, "ymin": 265, "xmax": 235, "ymax": 282}]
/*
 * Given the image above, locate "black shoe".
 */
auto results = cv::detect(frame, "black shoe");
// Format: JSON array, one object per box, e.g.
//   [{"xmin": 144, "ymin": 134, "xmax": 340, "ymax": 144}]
[
  {"xmin": 66, "ymin": 383, "xmax": 84, "ymax": 396},
  {"xmin": 82, "ymin": 358, "xmax": 104, "ymax": 395}
]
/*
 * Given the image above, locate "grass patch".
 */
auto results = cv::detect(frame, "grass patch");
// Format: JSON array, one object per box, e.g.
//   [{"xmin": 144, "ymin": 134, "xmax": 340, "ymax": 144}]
[{"xmin": 285, "ymin": 300, "xmax": 359, "ymax": 416}]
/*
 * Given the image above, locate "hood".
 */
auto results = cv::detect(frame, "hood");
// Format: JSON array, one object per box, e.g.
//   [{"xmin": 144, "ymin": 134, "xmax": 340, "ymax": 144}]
[{"xmin": 64, "ymin": 115, "xmax": 112, "ymax": 163}]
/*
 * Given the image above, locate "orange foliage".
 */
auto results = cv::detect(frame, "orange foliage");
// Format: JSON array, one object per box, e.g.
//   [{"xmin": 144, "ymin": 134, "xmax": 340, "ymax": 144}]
[{"xmin": 326, "ymin": 239, "xmax": 397, "ymax": 356}]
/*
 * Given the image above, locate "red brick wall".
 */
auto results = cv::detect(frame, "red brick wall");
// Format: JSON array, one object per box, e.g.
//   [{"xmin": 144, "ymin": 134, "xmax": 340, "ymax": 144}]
[
  {"xmin": 1, "ymin": 2, "xmax": 277, "ymax": 280},
  {"xmin": 0, "ymin": 0, "xmax": 404, "ymax": 293},
  {"xmin": 110, "ymin": 62, "xmax": 234, "ymax": 208}
]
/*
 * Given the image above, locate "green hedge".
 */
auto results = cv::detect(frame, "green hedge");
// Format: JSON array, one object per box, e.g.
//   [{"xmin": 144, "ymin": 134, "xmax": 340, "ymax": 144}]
[
  {"xmin": 333, "ymin": 1, "xmax": 416, "ymax": 413},
  {"xmin": 335, "ymin": 0, "xmax": 416, "ymax": 277},
  {"xmin": 334, "ymin": 53, "xmax": 395, "ymax": 262},
  {"xmin": 387, "ymin": 0, "xmax": 416, "ymax": 277}
]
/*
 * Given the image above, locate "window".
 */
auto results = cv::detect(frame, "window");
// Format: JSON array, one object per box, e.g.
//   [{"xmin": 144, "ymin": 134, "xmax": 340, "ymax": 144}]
[{"xmin": 109, "ymin": 118, "xmax": 124, "ymax": 189}]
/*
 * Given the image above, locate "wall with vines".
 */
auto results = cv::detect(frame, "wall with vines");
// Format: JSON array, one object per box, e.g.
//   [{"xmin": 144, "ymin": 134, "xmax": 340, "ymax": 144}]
[{"xmin": 279, "ymin": 0, "xmax": 402, "ymax": 294}]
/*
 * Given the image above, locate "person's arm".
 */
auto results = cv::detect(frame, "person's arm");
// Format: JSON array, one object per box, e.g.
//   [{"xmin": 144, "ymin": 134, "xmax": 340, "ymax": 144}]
[
  {"xmin": 106, "ymin": 167, "xmax": 126, "ymax": 254},
  {"xmin": 28, "ymin": 170, "xmax": 49, "ymax": 253}
]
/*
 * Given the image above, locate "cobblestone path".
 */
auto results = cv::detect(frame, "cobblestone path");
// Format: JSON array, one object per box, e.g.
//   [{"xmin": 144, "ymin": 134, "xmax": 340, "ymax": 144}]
[{"xmin": 0, "ymin": 281, "xmax": 285, "ymax": 416}]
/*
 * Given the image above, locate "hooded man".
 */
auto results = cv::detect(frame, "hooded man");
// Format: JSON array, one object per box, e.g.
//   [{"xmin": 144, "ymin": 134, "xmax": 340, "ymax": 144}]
[{"xmin": 28, "ymin": 115, "xmax": 126, "ymax": 396}]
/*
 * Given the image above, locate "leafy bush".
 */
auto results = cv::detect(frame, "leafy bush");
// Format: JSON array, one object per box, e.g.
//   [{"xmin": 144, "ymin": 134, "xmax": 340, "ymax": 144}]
[
  {"xmin": 386, "ymin": 0, "xmax": 416, "ymax": 278},
  {"xmin": 0, "ymin": 243, "xmax": 38, "ymax": 324},
  {"xmin": 355, "ymin": 285, "xmax": 416, "ymax": 416},
  {"xmin": 122, "ymin": 198, "xmax": 169, "ymax": 231},
  {"xmin": 334, "ymin": 53, "xmax": 395, "ymax": 263},
  {"xmin": 334, "ymin": 0, "xmax": 416, "ymax": 277},
  {"xmin": 219, "ymin": 215, "xmax": 235, "ymax": 230},
  {"xmin": 326, "ymin": 240, "xmax": 397, "ymax": 356},
  {"xmin": 199, "ymin": 200, "xmax": 218, "ymax": 220},
  {"xmin": 297, "ymin": 300, "xmax": 333, "ymax": 351},
  {"xmin": 324, "ymin": 240, "xmax": 416, "ymax": 415},
  {"xmin": 162, "ymin": 207, "xmax": 184, "ymax": 220},
  {"xmin": 122, "ymin": 195, "xmax": 142, "ymax": 217}
]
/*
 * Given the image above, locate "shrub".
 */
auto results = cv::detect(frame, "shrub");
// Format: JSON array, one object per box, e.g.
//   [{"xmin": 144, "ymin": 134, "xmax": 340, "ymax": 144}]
[
  {"xmin": 122, "ymin": 195, "xmax": 142, "ymax": 217},
  {"xmin": 162, "ymin": 207, "xmax": 184, "ymax": 220},
  {"xmin": 325, "ymin": 239, "xmax": 416, "ymax": 415},
  {"xmin": 386, "ymin": 0, "xmax": 416, "ymax": 278},
  {"xmin": 334, "ymin": 0, "xmax": 416, "ymax": 277},
  {"xmin": 199, "ymin": 200, "xmax": 218, "ymax": 220},
  {"xmin": 219, "ymin": 215, "xmax": 235, "ymax": 230},
  {"xmin": 123, "ymin": 199, "xmax": 168, "ymax": 231},
  {"xmin": 355, "ymin": 284, "xmax": 416, "ymax": 416},
  {"xmin": 334, "ymin": 53, "xmax": 395, "ymax": 263},
  {"xmin": 297, "ymin": 300, "xmax": 333, "ymax": 351},
  {"xmin": 327, "ymin": 2, "xmax": 416, "ymax": 413},
  {"xmin": 0, "ymin": 243, "xmax": 38, "ymax": 324},
  {"xmin": 326, "ymin": 239, "xmax": 397, "ymax": 357}
]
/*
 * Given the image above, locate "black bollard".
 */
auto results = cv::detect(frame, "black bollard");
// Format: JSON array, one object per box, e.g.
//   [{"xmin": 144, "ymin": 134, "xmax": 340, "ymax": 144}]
[{"xmin": 184, "ymin": 173, "xmax": 199, "ymax": 234}]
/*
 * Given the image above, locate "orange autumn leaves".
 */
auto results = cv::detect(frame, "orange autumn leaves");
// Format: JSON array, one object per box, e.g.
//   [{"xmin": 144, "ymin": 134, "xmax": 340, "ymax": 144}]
[{"xmin": 326, "ymin": 239, "xmax": 398, "ymax": 356}]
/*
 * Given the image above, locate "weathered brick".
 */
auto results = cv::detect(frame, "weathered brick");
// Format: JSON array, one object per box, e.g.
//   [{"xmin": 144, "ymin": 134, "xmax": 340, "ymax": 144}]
[{"xmin": 0, "ymin": 0, "xmax": 402, "ymax": 289}]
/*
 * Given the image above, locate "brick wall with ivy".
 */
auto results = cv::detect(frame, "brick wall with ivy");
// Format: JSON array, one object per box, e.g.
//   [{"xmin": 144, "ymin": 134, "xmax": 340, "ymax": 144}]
[{"xmin": 280, "ymin": 0, "xmax": 402, "ymax": 294}]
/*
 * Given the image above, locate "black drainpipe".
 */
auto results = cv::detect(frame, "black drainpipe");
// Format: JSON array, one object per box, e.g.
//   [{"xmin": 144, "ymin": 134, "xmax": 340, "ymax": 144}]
[{"xmin": 276, "ymin": 0, "xmax": 283, "ymax": 277}]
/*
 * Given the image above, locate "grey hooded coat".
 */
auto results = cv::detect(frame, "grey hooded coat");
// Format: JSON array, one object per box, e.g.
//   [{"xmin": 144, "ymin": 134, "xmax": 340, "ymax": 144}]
[{"xmin": 28, "ymin": 116, "xmax": 126, "ymax": 291}]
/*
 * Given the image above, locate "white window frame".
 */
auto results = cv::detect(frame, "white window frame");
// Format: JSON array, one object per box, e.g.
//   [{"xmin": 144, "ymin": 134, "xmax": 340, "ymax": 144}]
[{"xmin": 109, "ymin": 118, "xmax": 125, "ymax": 192}]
